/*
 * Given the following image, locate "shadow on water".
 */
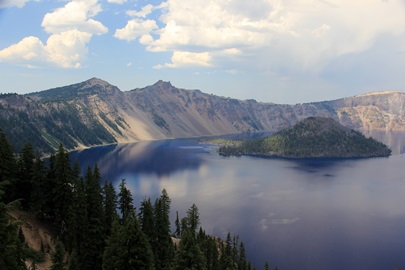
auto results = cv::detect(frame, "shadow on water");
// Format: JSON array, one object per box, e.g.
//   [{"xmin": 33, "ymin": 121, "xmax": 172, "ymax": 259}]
[
  {"xmin": 69, "ymin": 139, "xmax": 207, "ymax": 181},
  {"xmin": 285, "ymin": 157, "xmax": 357, "ymax": 176}
]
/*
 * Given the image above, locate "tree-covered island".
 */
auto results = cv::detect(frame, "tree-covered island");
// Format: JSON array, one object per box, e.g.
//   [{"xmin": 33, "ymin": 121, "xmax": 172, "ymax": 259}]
[{"xmin": 217, "ymin": 117, "xmax": 391, "ymax": 158}]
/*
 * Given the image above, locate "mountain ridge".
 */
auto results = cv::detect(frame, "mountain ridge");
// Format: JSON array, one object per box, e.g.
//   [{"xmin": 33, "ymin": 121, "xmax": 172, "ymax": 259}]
[{"xmin": 1, "ymin": 78, "xmax": 404, "ymax": 153}]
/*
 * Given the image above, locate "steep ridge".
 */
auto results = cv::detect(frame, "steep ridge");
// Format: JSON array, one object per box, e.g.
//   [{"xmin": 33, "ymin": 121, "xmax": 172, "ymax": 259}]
[{"xmin": 0, "ymin": 78, "xmax": 404, "ymax": 154}]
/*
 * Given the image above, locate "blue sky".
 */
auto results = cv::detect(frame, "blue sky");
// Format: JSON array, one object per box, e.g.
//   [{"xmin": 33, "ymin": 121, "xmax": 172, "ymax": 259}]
[{"xmin": 1, "ymin": 0, "xmax": 405, "ymax": 104}]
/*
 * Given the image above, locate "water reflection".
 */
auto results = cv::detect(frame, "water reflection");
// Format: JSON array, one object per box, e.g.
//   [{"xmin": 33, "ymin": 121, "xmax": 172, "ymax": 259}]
[{"xmin": 69, "ymin": 140, "xmax": 208, "ymax": 181}]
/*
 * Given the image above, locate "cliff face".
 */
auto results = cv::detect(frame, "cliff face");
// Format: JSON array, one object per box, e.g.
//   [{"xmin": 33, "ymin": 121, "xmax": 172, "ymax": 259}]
[{"xmin": 1, "ymin": 78, "xmax": 404, "ymax": 153}]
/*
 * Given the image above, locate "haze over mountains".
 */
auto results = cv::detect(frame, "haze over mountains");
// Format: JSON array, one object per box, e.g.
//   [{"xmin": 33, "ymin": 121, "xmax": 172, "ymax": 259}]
[{"xmin": 1, "ymin": 78, "xmax": 404, "ymax": 153}]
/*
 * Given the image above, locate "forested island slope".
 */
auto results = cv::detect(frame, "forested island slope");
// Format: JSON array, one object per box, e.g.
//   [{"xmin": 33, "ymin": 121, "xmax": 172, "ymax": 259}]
[
  {"xmin": 218, "ymin": 117, "xmax": 392, "ymax": 158},
  {"xmin": 1, "ymin": 78, "xmax": 404, "ymax": 154}
]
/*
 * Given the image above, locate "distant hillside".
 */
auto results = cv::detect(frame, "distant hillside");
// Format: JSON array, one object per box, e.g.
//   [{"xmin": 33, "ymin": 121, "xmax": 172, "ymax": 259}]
[
  {"xmin": 0, "ymin": 78, "xmax": 404, "ymax": 153},
  {"xmin": 218, "ymin": 117, "xmax": 392, "ymax": 158}
]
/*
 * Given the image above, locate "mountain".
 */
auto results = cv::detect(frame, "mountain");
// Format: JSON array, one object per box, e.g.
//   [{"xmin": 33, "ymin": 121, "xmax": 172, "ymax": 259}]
[
  {"xmin": 218, "ymin": 117, "xmax": 392, "ymax": 158},
  {"xmin": 0, "ymin": 78, "xmax": 404, "ymax": 154}
]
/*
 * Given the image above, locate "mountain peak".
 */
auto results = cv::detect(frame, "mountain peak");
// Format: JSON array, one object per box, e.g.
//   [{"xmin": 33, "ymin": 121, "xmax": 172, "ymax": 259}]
[
  {"xmin": 81, "ymin": 77, "xmax": 112, "ymax": 89},
  {"xmin": 153, "ymin": 80, "xmax": 173, "ymax": 89}
]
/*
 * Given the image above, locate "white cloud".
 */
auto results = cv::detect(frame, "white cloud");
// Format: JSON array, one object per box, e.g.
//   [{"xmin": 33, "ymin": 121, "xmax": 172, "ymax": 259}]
[
  {"xmin": 163, "ymin": 51, "xmax": 212, "ymax": 68},
  {"xmin": 0, "ymin": 0, "xmax": 30, "ymax": 8},
  {"xmin": 114, "ymin": 19, "xmax": 158, "ymax": 41},
  {"xmin": 126, "ymin": 4, "xmax": 154, "ymax": 18},
  {"xmin": 117, "ymin": 0, "xmax": 405, "ymax": 71},
  {"xmin": 0, "ymin": 0, "xmax": 107, "ymax": 68},
  {"xmin": 42, "ymin": 0, "xmax": 107, "ymax": 35},
  {"xmin": 107, "ymin": 0, "xmax": 127, "ymax": 4},
  {"xmin": 0, "ymin": 30, "xmax": 92, "ymax": 68}
]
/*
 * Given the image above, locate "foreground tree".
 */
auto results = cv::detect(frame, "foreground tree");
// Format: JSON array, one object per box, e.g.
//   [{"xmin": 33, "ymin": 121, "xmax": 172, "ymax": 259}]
[
  {"xmin": 51, "ymin": 240, "xmax": 65, "ymax": 270},
  {"xmin": 103, "ymin": 213, "xmax": 154, "ymax": 270},
  {"xmin": 153, "ymin": 189, "xmax": 174, "ymax": 269}
]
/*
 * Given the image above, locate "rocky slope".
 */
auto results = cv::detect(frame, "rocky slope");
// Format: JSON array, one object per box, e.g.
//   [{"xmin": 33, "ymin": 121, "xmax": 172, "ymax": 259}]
[{"xmin": 0, "ymin": 78, "xmax": 404, "ymax": 153}]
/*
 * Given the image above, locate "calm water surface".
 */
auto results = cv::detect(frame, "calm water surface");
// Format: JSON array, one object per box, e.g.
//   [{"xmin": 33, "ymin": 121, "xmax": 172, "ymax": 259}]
[{"xmin": 69, "ymin": 132, "xmax": 405, "ymax": 270}]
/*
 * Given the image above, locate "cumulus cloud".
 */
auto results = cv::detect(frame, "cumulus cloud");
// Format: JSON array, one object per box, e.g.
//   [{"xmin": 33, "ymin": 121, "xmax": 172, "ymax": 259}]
[
  {"xmin": 116, "ymin": 0, "xmax": 405, "ymax": 70},
  {"xmin": 107, "ymin": 0, "xmax": 126, "ymax": 4},
  {"xmin": 0, "ymin": 30, "xmax": 91, "ymax": 68},
  {"xmin": 0, "ymin": 0, "xmax": 30, "ymax": 8},
  {"xmin": 0, "ymin": 0, "xmax": 107, "ymax": 68},
  {"xmin": 41, "ymin": 0, "xmax": 107, "ymax": 35},
  {"xmin": 114, "ymin": 19, "xmax": 158, "ymax": 41},
  {"xmin": 155, "ymin": 51, "xmax": 212, "ymax": 68}
]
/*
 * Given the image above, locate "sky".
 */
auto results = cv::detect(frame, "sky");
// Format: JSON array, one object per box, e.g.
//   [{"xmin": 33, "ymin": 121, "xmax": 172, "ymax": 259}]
[{"xmin": 0, "ymin": 0, "xmax": 405, "ymax": 104}]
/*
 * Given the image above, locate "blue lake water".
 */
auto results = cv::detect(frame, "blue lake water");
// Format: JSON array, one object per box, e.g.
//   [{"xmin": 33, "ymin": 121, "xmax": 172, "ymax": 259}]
[{"xmin": 69, "ymin": 132, "xmax": 405, "ymax": 270}]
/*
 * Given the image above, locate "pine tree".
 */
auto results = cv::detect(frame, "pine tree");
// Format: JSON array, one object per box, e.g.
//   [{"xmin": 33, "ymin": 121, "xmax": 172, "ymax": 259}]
[
  {"xmin": 138, "ymin": 198, "xmax": 155, "ymax": 247},
  {"xmin": 220, "ymin": 232, "xmax": 235, "ymax": 270},
  {"xmin": 264, "ymin": 261, "xmax": 269, "ymax": 270},
  {"xmin": 81, "ymin": 165, "xmax": 105, "ymax": 270},
  {"xmin": 103, "ymin": 180, "xmax": 117, "ymax": 237},
  {"xmin": 103, "ymin": 214, "xmax": 154, "ymax": 270},
  {"xmin": 172, "ymin": 230, "xmax": 206, "ymax": 270},
  {"xmin": 67, "ymin": 249, "xmax": 79, "ymax": 270},
  {"xmin": 174, "ymin": 210, "xmax": 181, "ymax": 238},
  {"xmin": 16, "ymin": 143, "xmax": 35, "ymax": 209},
  {"xmin": 51, "ymin": 240, "xmax": 65, "ymax": 270},
  {"xmin": 239, "ymin": 241, "xmax": 247, "ymax": 270},
  {"xmin": 30, "ymin": 157, "xmax": 47, "ymax": 215},
  {"xmin": 65, "ymin": 162, "xmax": 87, "ymax": 255},
  {"xmin": 118, "ymin": 179, "xmax": 134, "ymax": 222},
  {"xmin": 53, "ymin": 144, "xmax": 74, "ymax": 229},
  {"xmin": 0, "ymin": 129, "xmax": 16, "ymax": 203},
  {"xmin": 0, "ymin": 132, "xmax": 25, "ymax": 270},
  {"xmin": 187, "ymin": 203, "xmax": 200, "ymax": 235},
  {"xmin": 153, "ymin": 189, "xmax": 174, "ymax": 269}
]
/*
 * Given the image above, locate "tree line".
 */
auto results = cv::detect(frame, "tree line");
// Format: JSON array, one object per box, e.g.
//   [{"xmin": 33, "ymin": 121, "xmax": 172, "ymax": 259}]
[{"xmin": 0, "ymin": 129, "xmax": 278, "ymax": 270}]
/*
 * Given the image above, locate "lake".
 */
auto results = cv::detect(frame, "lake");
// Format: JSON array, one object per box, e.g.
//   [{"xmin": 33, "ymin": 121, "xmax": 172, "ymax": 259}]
[{"xmin": 69, "ymin": 132, "xmax": 405, "ymax": 270}]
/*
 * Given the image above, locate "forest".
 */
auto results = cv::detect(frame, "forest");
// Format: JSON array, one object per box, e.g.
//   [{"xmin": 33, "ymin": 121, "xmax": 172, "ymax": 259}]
[{"xmin": 0, "ymin": 129, "xmax": 278, "ymax": 270}]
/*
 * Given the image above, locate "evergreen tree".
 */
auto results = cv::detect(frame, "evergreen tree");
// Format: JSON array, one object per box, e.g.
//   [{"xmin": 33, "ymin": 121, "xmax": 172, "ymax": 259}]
[
  {"xmin": 103, "ymin": 214, "xmax": 154, "ymax": 270},
  {"xmin": 0, "ymin": 191, "xmax": 25, "ymax": 269},
  {"xmin": 30, "ymin": 157, "xmax": 47, "ymax": 215},
  {"xmin": 118, "ymin": 179, "xmax": 133, "ymax": 222},
  {"xmin": 15, "ymin": 143, "xmax": 35, "ymax": 209},
  {"xmin": 0, "ymin": 129, "xmax": 16, "ymax": 202},
  {"xmin": 264, "ymin": 261, "xmax": 269, "ymax": 270},
  {"xmin": 0, "ymin": 133, "xmax": 25, "ymax": 270},
  {"xmin": 103, "ymin": 180, "xmax": 117, "ymax": 237},
  {"xmin": 67, "ymin": 250, "xmax": 79, "ymax": 270},
  {"xmin": 172, "ymin": 230, "xmax": 206, "ymax": 270},
  {"xmin": 138, "ymin": 198, "xmax": 155, "ymax": 247},
  {"xmin": 51, "ymin": 240, "xmax": 65, "ymax": 270},
  {"xmin": 81, "ymin": 165, "xmax": 105, "ymax": 270},
  {"xmin": 220, "ymin": 232, "xmax": 235, "ymax": 270},
  {"xmin": 186, "ymin": 203, "xmax": 200, "ymax": 235},
  {"xmin": 239, "ymin": 241, "xmax": 247, "ymax": 270},
  {"xmin": 174, "ymin": 210, "xmax": 181, "ymax": 238},
  {"xmin": 153, "ymin": 189, "xmax": 174, "ymax": 269},
  {"xmin": 52, "ymin": 144, "xmax": 74, "ymax": 229},
  {"xmin": 65, "ymin": 162, "xmax": 87, "ymax": 256}
]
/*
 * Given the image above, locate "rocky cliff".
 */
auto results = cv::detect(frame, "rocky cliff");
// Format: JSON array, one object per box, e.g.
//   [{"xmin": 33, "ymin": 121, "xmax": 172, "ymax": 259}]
[{"xmin": 1, "ymin": 78, "xmax": 404, "ymax": 153}]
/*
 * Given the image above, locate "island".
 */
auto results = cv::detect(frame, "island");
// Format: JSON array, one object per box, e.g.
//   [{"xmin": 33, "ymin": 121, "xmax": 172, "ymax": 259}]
[{"xmin": 217, "ymin": 117, "xmax": 391, "ymax": 158}]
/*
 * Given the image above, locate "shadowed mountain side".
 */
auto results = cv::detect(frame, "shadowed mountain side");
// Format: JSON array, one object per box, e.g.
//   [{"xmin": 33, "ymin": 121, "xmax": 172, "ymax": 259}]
[{"xmin": 1, "ymin": 78, "xmax": 404, "ymax": 153}]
